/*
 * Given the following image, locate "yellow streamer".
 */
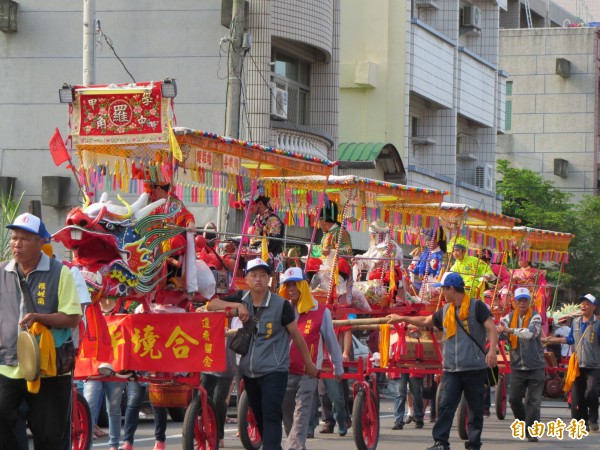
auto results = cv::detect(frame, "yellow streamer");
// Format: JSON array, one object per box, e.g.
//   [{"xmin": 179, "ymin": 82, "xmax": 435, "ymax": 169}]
[
  {"xmin": 379, "ymin": 324, "xmax": 390, "ymax": 368},
  {"xmin": 169, "ymin": 121, "xmax": 183, "ymax": 161}
]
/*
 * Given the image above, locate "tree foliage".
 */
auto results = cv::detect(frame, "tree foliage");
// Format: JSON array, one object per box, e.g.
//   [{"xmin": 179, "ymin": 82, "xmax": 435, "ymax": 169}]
[
  {"xmin": 0, "ymin": 190, "xmax": 24, "ymax": 261},
  {"xmin": 496, "ymin": 160, "xmax": 599, "ymax": 297},
  {"xmin": 564, "ymin": 195, "xmax": 600, "ymax": 296},
  {"xmin": 496, "ymin": 159, "xmax": 572, "ymax": 230}
]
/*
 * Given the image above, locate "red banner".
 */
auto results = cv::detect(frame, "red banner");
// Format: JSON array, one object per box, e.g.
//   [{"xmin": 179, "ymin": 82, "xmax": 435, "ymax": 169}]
[
  {"xmin": 75, "ymin": 312, "xmax": 226, "ymax": 377},
  {"xmin": 71, "ymin": 81, "xmax": 169, "ymax": 145}
]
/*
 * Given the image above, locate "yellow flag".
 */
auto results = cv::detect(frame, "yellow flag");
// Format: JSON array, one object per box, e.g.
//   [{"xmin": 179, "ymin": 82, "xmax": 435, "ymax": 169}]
[
  {"xmin": 262, "ymin": 237, "xmax": 269, "ymax": 262},
  {"xmin": 388, "ymin": 261, "xmax": 396, "ymax": 293},
  {"xmin": 169, "ymin": 121, "xmax": 183, "ymax": 161}
]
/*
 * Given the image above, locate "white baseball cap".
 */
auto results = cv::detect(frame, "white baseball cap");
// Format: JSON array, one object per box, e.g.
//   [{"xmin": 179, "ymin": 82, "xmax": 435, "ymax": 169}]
[
  {"xmin": 281, "ymin": 267, "xmax": 305, "ymax": 284},
  {"xmin": 245, "ymin": 258, "xmax": 272, "ymax": 275},
  {"xmin": 578, "ymin": 294, "xmax": 597, "ymax": 305},
  {"xmin": 7, "ymin": 213, "xmax": 51, "ymax": 241},
  {"xmin": 514, "ymin": 287, "xmax": 531, "ymax": 301}
]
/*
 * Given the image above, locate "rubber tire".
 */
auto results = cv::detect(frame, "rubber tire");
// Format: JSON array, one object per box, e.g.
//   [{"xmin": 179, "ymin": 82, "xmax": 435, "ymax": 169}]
[
  {"xmin": 238, "ymin": 390, "xmax": 262, "ymax": 450},
  {"xmin": 495, "ymin": 375, "xmax": 506, "ymax": 420},
  {"xmin": 168, "ymin": 407, "xmax": 186, "ymax": 422},
  {"xmin": 72, "ymin": 392, "xmax": 92, "ymax": 450},
  {"xmin": 352, "ymin": 390, "xmax": 379, "ymax": 450},
  {"xmin": 182, "ymin": 393, "xmax": 218, "ymax": 450},
  {"xmin": 457, "ymin": 393, "xmax": 468, "ymax": 441}
]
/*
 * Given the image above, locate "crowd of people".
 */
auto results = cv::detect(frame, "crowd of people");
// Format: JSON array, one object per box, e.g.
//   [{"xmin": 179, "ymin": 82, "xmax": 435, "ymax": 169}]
[{"xmin": 2, "ymin": 184, "xmax": 598, "ymax": 450}]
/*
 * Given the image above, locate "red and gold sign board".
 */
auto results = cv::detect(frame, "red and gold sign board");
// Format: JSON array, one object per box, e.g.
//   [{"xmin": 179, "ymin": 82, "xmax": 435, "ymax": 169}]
[
  {"xmin": 75, "ymin": 312, "xmax": 225, "ymax": 377},
  {"xmin": 71, "ymin": 81, "xmax": 169, "ymax": 146}
]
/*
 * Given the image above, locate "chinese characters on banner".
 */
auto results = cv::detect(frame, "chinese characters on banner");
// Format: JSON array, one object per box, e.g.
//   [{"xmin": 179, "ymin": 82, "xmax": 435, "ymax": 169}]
[
  {"xmin": 71, "ymin": 81, "xmax": 169, "ymax": 146},
  {"xmin": 510, "ymin": 418, "xmax": 589, "ymax": 440},
  {"xmin": 75, "ymin": 312, "xmax": 226, "ymax": 377}
]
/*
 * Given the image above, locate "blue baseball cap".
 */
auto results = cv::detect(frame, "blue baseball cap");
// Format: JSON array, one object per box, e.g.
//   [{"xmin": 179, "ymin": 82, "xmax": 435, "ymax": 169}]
[
  {"xmin": 432, "ymin": 272, "xmax": 465, "ymax": 289},
  {"xmin": 7, "ymin": 213, "xmax": 51, "ymax": 241}
]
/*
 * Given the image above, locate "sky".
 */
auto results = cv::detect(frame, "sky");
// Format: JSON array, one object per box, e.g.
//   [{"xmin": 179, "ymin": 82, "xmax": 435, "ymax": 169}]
[{"xmin": 554, "ymin": 0, "xmax": 599, "ymax": 22}]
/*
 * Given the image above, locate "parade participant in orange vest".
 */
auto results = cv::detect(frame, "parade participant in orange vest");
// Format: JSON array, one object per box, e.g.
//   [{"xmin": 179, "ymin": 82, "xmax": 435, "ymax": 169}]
[{"xmin": 279, "ymin": 267, "xmax": 343, "ymax": 450}]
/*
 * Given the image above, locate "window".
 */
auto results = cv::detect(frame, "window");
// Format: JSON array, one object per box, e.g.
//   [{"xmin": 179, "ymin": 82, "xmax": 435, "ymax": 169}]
[
  {"xmin": 505, "ymin": 100, "xmax": 512, "ymax": 131},
  {"xmin": 506, "ymin": 81, "xmax": 513, "ymax": 96},
  {"xmin": 411, "ymin": 116, "xmax": 419, "ymax": 137},
  {"xmin": 272, "ymin": 50, "xmax": 310, "ymax": 126}
]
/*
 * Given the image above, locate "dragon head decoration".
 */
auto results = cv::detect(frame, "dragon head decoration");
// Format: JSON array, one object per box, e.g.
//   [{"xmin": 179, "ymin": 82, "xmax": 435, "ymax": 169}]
[{"xmin": 54, "ymin": 192, "xmax": 184, "ymax": 298}]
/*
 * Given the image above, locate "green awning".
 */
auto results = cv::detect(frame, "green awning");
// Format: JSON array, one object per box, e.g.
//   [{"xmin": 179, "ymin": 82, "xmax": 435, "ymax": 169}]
[{"xmin": 338, "ymin": 142, "xmax": 386, "ymax": 161}]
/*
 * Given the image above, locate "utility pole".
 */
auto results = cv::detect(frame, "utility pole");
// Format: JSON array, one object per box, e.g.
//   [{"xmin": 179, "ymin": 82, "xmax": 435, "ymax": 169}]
[
  {"xmin": 221, "ymin": 0, "xmax": 246, "ymax": 232},
  {"xmin": 224, "ymin": 0, "xmax": 245, "ymax": 139},
  {"xmin": 82, "ymin": 0, "xmax": 96, "ymax": 85}
]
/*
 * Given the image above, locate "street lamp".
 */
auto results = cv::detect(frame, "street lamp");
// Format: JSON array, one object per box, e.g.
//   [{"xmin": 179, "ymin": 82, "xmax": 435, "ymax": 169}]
[
  {"xmin": 58, "ymin": 83, "xmax": 74, "ymax": 104},
  {"xmin": 161, "ymin": 78, "xmax": 177, "ymax": 98}
]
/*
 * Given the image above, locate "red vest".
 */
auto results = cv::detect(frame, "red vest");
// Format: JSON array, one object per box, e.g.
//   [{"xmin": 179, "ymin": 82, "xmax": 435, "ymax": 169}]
[{"xmin": 289, "ymin": 304, "xmax": 326, "ymax": 375}]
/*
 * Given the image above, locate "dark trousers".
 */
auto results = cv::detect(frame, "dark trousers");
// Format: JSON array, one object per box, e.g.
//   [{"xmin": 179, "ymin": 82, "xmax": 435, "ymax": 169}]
[
  {"xmin": 571, "ymin": 367, "xmax": 600, "ymax": 424},
  {"xmin": 433, "ymin": 370, "xmax": 486, "ymax": 450},
  {"xmin": 244, "ymin": 371, "xmax": 288, "ymax": 450},
  {"xmin": 0, "ymin": 374, "xmax": 72, "ymax": 450},
  {"xmin": 201, "ymin": 373, "xmax": 233, "ymax": 441},
  {"xmin": 152, "ymin": 406, "xmax": 168, "ymax": 442},
  {"xmin": 509, "ymin": 368, "xmax": 545, "ymax": 430}
]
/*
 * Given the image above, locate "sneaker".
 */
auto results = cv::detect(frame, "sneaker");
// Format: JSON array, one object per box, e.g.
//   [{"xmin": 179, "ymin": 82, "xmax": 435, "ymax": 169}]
[
  {"xmin": 425, "ymin": 443, "xmax": 448, "ymax": 450},
  {"xmin": 590, "ymin": 422, "xmax": 599, "ymax": 432},
  {"xmin": 483, "ymin": 408, "xmax": 490, "ymax": 417},
  {"xmin": 307, "ymin": 432, "xmax": 314, "ymax": 439},
  {"xmin": 153, "ymin": 442, "xmax": 166, "ymax": 450},
  {"xmin": 319, "ymin": 425, "xmax": 334, "ymax": 434},
  {"xmin": 429, "ymin": 413, "xmax": 437, "ymax": 423},
  {"xmin": 405, "ymin": 415, "xmax": 414, "ymax": 424},
  {"xmin": 338, "ymin": 426, "xmax": 348, "ymax": 437},
  {"xmin": 392, "ymin": 421, "xmax": 404, "ymax": 430},
  {"xmin": 527, "ymin": 437, "xmax": 539, "ymax": 442},
  {"xmin": 219, "ymin": 439, "xmax": 225, "ymax": 448},
  {"xmin": 415, "ymin": 420, "xmax": 424, "ymax": 429},
  {"xmin": 118, "ymin": 442, "xmax": 133, "ymax": 450}
]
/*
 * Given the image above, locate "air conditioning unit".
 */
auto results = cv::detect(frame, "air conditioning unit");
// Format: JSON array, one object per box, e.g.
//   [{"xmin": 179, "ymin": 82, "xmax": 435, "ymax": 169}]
[
  {"xmin": 462, "ymin": 5, "xmax": 482, "ymax": 29},
  {"xmin": 475, "ymin": 163, "xmax": 494, "ymax": 191},
  {"xmin": 270, "ymin": 85, "xmax": 288, "ymax": 120}
]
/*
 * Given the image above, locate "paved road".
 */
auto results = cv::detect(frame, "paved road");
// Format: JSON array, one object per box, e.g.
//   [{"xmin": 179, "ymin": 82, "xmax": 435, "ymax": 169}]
[{"xmin": 88, "ymin": 397, "xmax": 600, "ymax": 450}]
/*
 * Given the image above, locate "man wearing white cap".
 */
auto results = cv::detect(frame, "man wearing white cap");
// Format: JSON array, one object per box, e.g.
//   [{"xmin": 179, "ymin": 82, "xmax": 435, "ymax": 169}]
[
  {"xmin": 278, "ymin": 267, "xmax": 344, "ymax": 449},
  {"xmin": 544, "ymin": 293, "xmax": 600, "ymax": 432},
  {"xmin": 207, "ymin": 259, "xmax": 317, "ymax": 450},
  {"xmin": 0, "ymin": 213, "xmax": 82, "ymax": 449},
  {"xmin": 498, "ymin": 287, "xmax": 545, "ymax": 442}
]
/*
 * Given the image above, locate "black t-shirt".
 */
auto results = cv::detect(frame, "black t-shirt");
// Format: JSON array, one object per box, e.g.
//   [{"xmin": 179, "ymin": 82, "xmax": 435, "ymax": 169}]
[
  {"xmin": 221, "ymin": 290, "xmax": 295, "ymax": 327},
  {"xmin": 432, "ymin": 299, "xmax": 491, "ymax": 331}
]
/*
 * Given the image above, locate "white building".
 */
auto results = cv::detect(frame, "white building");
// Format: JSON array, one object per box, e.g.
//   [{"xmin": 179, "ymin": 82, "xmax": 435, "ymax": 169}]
[
  {"xmin": 340, "ymin": 1, "xmax": 509, "ymax": 213},
  {"xmin": 498, "ymin": 26, "xmax": 599, "ymax": 201},
  {"xmin": 0, "ymin": 0, "xmax": 340, "ymax": 233}
]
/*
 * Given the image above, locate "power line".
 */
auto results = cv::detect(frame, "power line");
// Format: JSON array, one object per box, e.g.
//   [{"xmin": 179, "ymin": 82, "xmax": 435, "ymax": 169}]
[{"xmin": 96, "ymin": 20, "xmax": 136, "ymax": 83}]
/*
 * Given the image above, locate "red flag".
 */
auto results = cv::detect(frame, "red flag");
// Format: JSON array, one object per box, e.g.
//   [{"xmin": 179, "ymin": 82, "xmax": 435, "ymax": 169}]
[{"xmin": 48, "ymin": 128, "xmax": 69, "ymax": 166}]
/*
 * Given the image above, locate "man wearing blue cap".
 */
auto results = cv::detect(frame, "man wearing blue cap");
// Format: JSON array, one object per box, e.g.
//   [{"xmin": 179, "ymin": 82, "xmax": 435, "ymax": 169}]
[
  {"xmin": 207, "ymin": 259, "xmax": 317, "ymax": 450},
  {"xmin": 498, "ymin": 287, "xmax": 545, "ymax": 442},
  {"xmin": 0, "ymin": 213, "xmax": 82, "ymax": 449},
  {"xmin": 387, "ymin": 272, "xmax": 498, "ymax": 450},
  {"xmin": 543, "ymin": 293, "xmax": 600, "ymax": 432}
]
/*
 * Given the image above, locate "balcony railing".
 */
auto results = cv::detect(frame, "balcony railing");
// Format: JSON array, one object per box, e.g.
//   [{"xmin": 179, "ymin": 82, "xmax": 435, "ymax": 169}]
[{"xmin": 272, "ymin": 126, "xmax": 333, "ymax": 161}]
